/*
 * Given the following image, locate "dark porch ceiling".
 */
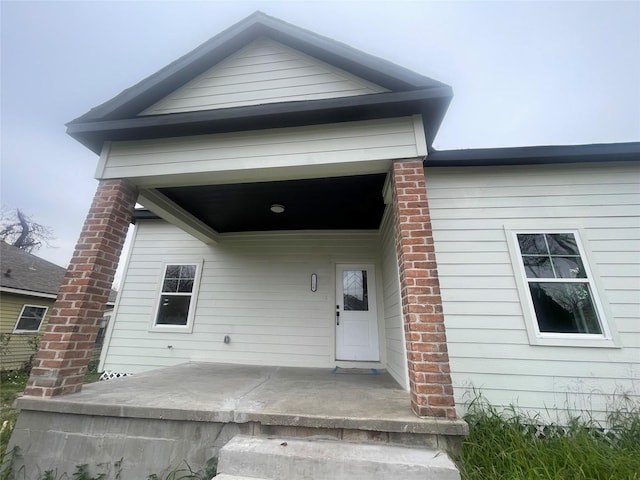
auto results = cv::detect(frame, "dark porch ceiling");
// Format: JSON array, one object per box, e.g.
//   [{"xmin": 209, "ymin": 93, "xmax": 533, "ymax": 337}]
[{"xmin": 156, "ymin": 173, "xmax": 388, "ymax": 233}]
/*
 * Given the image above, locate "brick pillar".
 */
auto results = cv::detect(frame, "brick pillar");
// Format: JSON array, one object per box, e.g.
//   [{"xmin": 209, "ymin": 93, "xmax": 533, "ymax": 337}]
[
  {"xmin": 391, "ymin": 159, "xmax": 456, "ymax": 418},
  {"xmin": 25, "ymin": 180, "xmax": 137, "ymax": 397}
]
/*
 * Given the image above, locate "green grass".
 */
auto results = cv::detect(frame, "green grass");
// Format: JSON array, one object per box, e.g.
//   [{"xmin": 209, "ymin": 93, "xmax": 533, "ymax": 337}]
[
  {"xmin": 454, "ymin": 397, "xmax": 640, "ymax": 480},
  {"xmin": 0, "ymin": 371, "xmax": 29, "ymax": 460}
]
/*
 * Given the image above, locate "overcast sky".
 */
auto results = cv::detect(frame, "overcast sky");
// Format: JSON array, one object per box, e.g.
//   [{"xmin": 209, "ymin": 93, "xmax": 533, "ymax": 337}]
[{"xmin": 1, "ymin": 0, "xmax": 639, "ymax": 279}]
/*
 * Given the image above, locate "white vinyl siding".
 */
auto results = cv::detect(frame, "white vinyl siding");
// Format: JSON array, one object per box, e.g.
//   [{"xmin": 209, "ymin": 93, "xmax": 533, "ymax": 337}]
[
  {"xmin": 379, "ymin": 206, "xmax": 408, "ymax": 389},
  {"xmin": 425, "ymin": 162, "xmax": 640, "ymax": 423},
  {"xmin": 98, "ymin": 117, "xmax": 427, "ymax": 184},
  {"xmin": 101, "ymin": 221, "xmax": 382, "ymax": 373},
  {"xmin": 140, "ymin": 37, "xmax": 388, "ymax": 115}
]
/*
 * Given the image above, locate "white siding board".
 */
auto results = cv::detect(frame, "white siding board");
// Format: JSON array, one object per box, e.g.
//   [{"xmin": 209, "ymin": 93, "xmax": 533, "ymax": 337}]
[
  {"xmin": 427, "ymin": 183, "xmax": 640, "ymax": 200},
  {"xmin": 427, "ymin": 205, "xmax": 639, "ymax": 220},
  {"xmin": 379, "ymin": 206, "xmax": 408, "ymax": 389},
  {"xmin": 586, "ymin": 228, "xmax": 640, "ymax": 241},
  {"xmin": 439, "ymin": 264, "xmax": 515, "ymax": 277},
  {"xmin": 597, "ymin": 264, "xmax": 640, "ymax": 277},
  {"xmin": 101, "ymin": 117, "xmax": 422, "ymax": 182},
  {"xmin": 609, "ymin": 304, "xmax": 640, "ymax": 318},
  {"xmin": 141, "ymin": 38, "xmax": 388, "ymax": 115},
  {"xmin": 102, "ymin": 221, "xmax": 387, "ymax": 374},
  {"xmin": 445, "ymin": 315, "xmax": 526, "ymax": 331},
  {"xmin": 439, "ymin": 276, "xmax": 516, "ymax": 289},
  {"xmin": 443, "ymin": 302, "xmax": 524, "ymax": 316},
  {"xmin": 427, "ymin": 162, "xmax": 640, "ymax": 423},
  {"xmin": 449, "ymin": 356, "xmax": 639, "ymax": 377},
  {"xmin": 443, "ymin": 288, "xmax": 520, "ymax": 303},
  {"xmin": 428, "ymin": 216, "xmax": 640, "ymax": 231}
]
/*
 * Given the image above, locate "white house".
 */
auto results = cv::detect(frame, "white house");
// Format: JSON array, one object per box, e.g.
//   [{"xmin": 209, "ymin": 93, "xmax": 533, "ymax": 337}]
[{"xmin": 30, "ymin": 12, "xmax": 639, "ymax": 423}]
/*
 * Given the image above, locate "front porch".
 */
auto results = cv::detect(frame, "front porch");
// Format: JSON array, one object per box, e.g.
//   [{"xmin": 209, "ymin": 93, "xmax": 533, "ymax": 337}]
[{"xmin": 11, "ymin": 363, "xmax": 467, "ymax": 476}]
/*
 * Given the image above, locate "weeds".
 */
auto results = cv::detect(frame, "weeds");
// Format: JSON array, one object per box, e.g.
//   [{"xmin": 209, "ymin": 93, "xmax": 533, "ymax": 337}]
[
  {"xmin": 0, "ymin": 452, "xmax": 216, "ymax": 480},
  {"xmin": 39, "ymin": 459, "xmax": 122, "ymax": 480},
  {"xmin": 454, "ymin": 396, "xmax": 640, "ymax": 480},
  {"xmin": 0, "ymin": 446, "xmax": 21, "ymax": 480},
  {"xmin": 146, "ymin": 457, "xmax": 218, "ymax": 480},
  {"xmin": 0, "ymin": 371, "xmax": 28, "ymax": 459}
]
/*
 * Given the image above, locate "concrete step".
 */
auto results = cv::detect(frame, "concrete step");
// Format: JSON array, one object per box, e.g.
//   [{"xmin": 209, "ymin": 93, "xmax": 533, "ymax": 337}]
[{"xmin": 216, "ymin": 435, "xmax": 461, "ymax": 480}]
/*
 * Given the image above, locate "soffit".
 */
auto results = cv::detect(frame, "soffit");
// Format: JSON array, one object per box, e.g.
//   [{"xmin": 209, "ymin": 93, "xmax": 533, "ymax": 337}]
[{"xmin": 155, "ymin": 173, "xmax": 387, "ymax": 233}]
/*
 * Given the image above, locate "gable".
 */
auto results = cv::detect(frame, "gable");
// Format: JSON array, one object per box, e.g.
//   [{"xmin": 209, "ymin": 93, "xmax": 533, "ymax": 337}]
[
  {"xmin": 140, "ymin": 38, "xmax": 389, "ymax": 115},
  {"xmin": 67, "ymin": 12, "xmax": 453, "ymax": 153}
]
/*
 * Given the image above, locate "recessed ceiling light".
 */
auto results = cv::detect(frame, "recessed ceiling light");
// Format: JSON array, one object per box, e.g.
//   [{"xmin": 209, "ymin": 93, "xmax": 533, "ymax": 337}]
[{"xmin": 270, "ymin": 204, "xmax": 285, "ymax": 214}]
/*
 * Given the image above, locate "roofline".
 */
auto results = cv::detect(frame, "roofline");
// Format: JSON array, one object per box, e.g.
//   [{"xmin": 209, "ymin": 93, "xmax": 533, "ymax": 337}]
[
  {"xmin": 69, "ymin": 12, "xmax": 449, "ymax": 125},
  {"xmin": 67, "ymin": 87, "xmax": 453, "ymax": 154},
  {"xmin": 0, "ymin": 286, "xmax": 58, "ymax": 299},
  {"xmin": 425, "ymin": 142, "xmax": 640, "ymax": 167}
]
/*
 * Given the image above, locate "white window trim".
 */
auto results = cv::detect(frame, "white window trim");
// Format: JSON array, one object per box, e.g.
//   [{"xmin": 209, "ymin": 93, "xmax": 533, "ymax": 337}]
[
  {"xmin": 505, "ymin": 227, "xmax": 620, "ymax": 348},
  {"xmin": 13, "ymin": 304, "xmax": 48, "ymax": 334},
  {"xmin": 149, "ymin": 259, "xmax": 203, "ymax": 333}
]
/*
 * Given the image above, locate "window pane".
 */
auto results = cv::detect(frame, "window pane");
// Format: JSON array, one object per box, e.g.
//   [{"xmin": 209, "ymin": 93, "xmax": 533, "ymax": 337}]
[
  {"xmin": 156, "ymin": 295, "xmax": 191, "ymax": 325},
  {"xmin": 16, "ymin": 306, "xmax": 46, "ymax": 331},
  {"xmin": 517, "ymin": 234, "xmax": 547, "ymax": 255},
  {"xmin": 162, "ymin": 279, "xmax": 179, "ymax": 292},
  {"xmin": 523, "ymin": 256, "xmax": 554, "ymax": 278},
  {"xmin": 165, "ymin": 265, "xmax": 181, "ymax": 278},
  {"xmin": 546, "ymin": 233, "xmax": 579, "ymax": 255},
  {"xmin": 529, "ymin": 282, "xmax": 602, "ymax": 334},
  {"xmin": 343, "ymin": 270, "xmax": 368, "ymax": 311},
  {"xmin": 552, "ymin": 257, "xmax": 587, "ymax": 279},
  {"xmin": 180, "ymin": 265, "xmax": 196, "ymax": 278},
  {"xmin": 177, "ymin": 278, "xmax": 194, "ymax": 293}
]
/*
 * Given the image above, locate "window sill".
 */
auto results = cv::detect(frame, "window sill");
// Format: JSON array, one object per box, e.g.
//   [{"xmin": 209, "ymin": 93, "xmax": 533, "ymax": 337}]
[
  {"xmin": 149, "ymin": 325, "xmax": 193, "ymax": 334},
  {"xmin": 529, "ymin": 334, "xmax": 621, "ymax": 348}
]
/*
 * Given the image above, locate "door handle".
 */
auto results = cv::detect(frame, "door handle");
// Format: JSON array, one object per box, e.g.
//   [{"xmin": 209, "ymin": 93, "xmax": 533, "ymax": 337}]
[{"xmin": 336, "ymin": 311, "xmax": 340, "ymax": 326}]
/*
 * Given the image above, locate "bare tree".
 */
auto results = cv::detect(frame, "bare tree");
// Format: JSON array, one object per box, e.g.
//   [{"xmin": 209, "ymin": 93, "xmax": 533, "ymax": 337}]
[{"xmin": 0, "ymin": 207, "xmax": 54, "ymax": 253}]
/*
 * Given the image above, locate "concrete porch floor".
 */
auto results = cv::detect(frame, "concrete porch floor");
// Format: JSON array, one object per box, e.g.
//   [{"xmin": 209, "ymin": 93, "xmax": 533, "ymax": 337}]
[
  {"xmin": 10, "ymin": 363, "xmax": 467, "ymax": 477},
  {"xmin": 16, "ymin": 362, "xmax": 467, "ymax": 437}
]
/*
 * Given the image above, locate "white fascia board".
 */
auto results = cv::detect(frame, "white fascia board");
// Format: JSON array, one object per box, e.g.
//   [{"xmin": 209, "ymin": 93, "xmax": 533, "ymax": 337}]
[
  {"xmin": 138, "ymin": 189, "xmax": 220, "ymax": 244},
  {"xmin": 412, "ymin": 114, "xmax": 428, "ymax": 158},
  {"xmin": 0, "ymin": 287, "xmax": 57, "ymax": 299},
  {"xmin": 95, "ymin": 141, "xmax": 111, "ymax": 179},
  {"xmin": 382, "ymin": 173, "xmax": 393, "ymax": 205}
]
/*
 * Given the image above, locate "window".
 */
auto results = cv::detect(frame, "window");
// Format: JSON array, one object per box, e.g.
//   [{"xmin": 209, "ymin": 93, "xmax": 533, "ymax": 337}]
[
  {"xmin": 95, "ymin": 314, "xmax": 110, "ymax": 346},
  {"xmin": 508, "ymin": 230, "xmax": 618, "ymax": 347},
  {"xmin": 152, "ymin": 262, "xmax": 202, "ymax": 331},
  {"xmin": 14, "ymin": 305, "xmax": 48, "ymax": 333},
  {"xmin": 343, "ymin": 270, "xmax": 369, "ymax": 311}
]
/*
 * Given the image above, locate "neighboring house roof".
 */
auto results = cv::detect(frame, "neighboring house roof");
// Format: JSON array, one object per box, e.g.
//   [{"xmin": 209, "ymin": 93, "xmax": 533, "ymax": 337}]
[
  {"xmin": 66, "ymin": 11, "xmax": 453, "ymax": 153},
  {"xmin": 0, "ymin": 242, "xmax": 66, "ymax": 297},
  {"xmin": 0, "ymin": 242, "xmax": 118, "ymax": 303}
]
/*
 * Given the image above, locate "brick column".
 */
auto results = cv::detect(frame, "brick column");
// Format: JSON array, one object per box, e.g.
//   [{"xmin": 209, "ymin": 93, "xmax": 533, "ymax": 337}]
[
  {"xmin": 391, "ymin": 159, "xmax": 456, "ymax": 418},
  {"xmin": 25, "ymin": 180, "xmax": 137, "ymax": 397}
]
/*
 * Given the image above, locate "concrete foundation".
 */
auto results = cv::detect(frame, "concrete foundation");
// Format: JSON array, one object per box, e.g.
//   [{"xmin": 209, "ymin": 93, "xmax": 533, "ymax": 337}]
[{"xmin": 8, "ymin": 363, "xmax": 467, "ymax": 478}]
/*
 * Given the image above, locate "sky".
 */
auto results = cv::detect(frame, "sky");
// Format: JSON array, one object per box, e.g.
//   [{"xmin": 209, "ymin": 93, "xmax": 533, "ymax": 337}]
[{"xmin": 1, "ymin": 0, "xmax": 639, "ymax": 282}]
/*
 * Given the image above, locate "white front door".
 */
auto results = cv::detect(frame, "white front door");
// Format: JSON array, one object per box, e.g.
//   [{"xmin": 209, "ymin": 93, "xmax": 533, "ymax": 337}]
[{"xmin": 335, "ymin": 264, "xmax": 379, "ymax": 361}]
